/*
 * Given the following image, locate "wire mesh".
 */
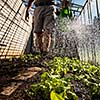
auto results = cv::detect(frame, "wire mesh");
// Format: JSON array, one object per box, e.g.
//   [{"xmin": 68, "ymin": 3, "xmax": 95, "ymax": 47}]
[{"xmin": 0, "ymin": 0, "xmax": 32, "ymax": 59}]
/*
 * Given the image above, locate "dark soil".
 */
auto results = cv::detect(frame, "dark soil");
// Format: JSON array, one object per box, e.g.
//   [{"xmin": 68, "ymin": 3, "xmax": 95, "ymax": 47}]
[{"xmin": 0, "ymin": 56, "xmax": 47, "ymax": 100}]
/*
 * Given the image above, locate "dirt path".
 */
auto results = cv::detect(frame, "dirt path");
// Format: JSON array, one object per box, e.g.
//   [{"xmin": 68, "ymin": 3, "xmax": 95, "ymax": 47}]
[{"xmin": 0, "ymin": 65, "xmax": 43, "ymax": 100}]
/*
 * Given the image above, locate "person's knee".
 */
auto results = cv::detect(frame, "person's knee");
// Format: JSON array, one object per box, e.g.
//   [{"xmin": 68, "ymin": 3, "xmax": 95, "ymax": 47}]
[{"xmin": 35, "ymin": 32, "xmax": 42, "ymax": 37}]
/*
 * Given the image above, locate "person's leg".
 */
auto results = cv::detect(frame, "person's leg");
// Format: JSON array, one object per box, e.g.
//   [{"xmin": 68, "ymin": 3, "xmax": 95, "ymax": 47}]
[
  {"xmin": 47, "ymin": 33, "xmax": 51, "ymax": 52},
  {"xmin": 42, "ymin": 31, "xmax": 51, "ymax": 52},
  {"xmin": 42, "ymin": 5, "xmax": 55, "ymax": 53},
  {"xmin": 34, "ymin": 7, "xmax": 44, "ymax": 53},
  {"xmin": 35, "ymin": 32, "xmax": 51, "ymax": 55},
  {"xmin": 35, "ymin": 33, "xmax": 42, "ymax": 53}
]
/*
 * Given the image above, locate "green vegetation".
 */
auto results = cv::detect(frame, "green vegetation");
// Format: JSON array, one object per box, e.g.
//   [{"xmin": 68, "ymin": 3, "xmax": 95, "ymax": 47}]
[
  {"xmin": 8, "ymin": 54, "xmax": 41, "ymax": 66},
  {"xmin": 60, "ymin": 8, "xmax": 72, "ymax": 18},
  {"xmin": 26, "ymin": 57, "xmax": 100, "ymax": 100}
]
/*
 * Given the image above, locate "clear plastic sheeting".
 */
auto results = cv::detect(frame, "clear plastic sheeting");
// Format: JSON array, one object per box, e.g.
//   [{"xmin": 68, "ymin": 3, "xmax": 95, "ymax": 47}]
[
  {"xmin": 76, "ymin": 0, "xmax": 100, "ymax": 65},
  {"xmin": 72, "ymin": 18, "xmax": 100, "ymax": 65}
]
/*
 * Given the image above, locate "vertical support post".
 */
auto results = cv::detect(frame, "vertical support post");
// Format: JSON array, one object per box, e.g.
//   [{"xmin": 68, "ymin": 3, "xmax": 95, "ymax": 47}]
[
  {"xmin": 95, "ymin": 0, "xmax": 99, "ymax": 17},
  {"xmin": 83, "ymin": 9, "xmax": 86, "ymax": 24},
  {"xmin": 87, "ymin": 2, "xmax": 90, "ymax": 23},
  {"xmin": 89, "ymin": 1, "xmax": 92, "ymax": 23},
  {"xmin": 80, "ymin": 15, "xmax": 82, "ymax": 24}
]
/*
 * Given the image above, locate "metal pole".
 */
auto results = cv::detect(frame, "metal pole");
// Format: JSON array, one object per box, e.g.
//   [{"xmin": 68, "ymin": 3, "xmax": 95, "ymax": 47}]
[
  {"xmin": 89, "ymin": 1, "xmax": 92, "ymax": 23},
  {"xmin": 83, "ymin": 9, "xmax": 86, "ymax": 24},
  {"xmin": 87, "ymin": 2, "xmax": 90, "ymax": 23},
  {"xmin": 96, "ymin": 0, "xmax": 99, "ymax": 18}
]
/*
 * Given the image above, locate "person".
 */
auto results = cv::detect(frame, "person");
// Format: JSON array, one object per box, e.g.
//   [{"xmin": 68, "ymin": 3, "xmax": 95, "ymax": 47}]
[
  {"xmin": 25, "ymin": 0, "xmax": 55, "ymax": 55},
  {"xmin": 25, "ymin": 0, "xmax": 70, "ymax": 55}
]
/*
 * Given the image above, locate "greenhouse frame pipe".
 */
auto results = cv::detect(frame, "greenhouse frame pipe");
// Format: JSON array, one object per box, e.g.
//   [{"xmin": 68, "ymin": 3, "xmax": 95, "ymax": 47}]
[
  {"xmin": 70, "ymin": 9, "xmax": 80, "ymax": 12},
  {"xmin": 96, "ymin": 0, "xmax": 99, "ymax": 18},
  {"xmin": 83, "ymin": 9, "xmax": 86, "ymax": 24},
  {"xmin": 71, "ymin": 3, "xmax": 83, "ymax": 8},
  {"xmin": 79, "ymin": 0, "xmax": 88, "ymax": 16},
  {"xmin": 89, "ymin": 1, "xmax": 92, "ymax": 22},
  {"xmin": 87, "ymin": 3, "xmax": 90, "ymax": 23}
]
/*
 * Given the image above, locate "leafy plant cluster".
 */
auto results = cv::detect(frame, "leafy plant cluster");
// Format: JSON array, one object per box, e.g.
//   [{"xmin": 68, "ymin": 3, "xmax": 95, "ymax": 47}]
[
  {"xmin": 26, "ymin": 57, "xmax": 100, "ymax": 100},
  {"xmin": 7, "ymin": 54, "xmax": 41, "ymax": 67}
]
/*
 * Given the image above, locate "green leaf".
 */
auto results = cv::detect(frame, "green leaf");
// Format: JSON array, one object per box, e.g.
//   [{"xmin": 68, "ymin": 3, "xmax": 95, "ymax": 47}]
[
  {"xmin": 67, "ymin": 91, "xmax": 78, "ymax": 100},
  {"xmin": 50, "ymin": 90, "xmax": 64, "ymax": 100},
  {"xmin": 63, "ymin": 68, "xmax": 67, "ymax": 75}
]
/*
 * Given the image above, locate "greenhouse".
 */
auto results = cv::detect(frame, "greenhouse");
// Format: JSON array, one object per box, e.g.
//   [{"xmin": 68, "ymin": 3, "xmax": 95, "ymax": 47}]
[{"xmin": 0, "ymin": 0, "xmax": 100, "ymax": 100}]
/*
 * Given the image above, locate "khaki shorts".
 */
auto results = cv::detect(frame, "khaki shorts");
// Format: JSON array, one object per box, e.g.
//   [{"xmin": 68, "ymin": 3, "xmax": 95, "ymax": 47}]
[{"xmin": 34, "ymin": 5, "xmax": 55, "ymax": 34}]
